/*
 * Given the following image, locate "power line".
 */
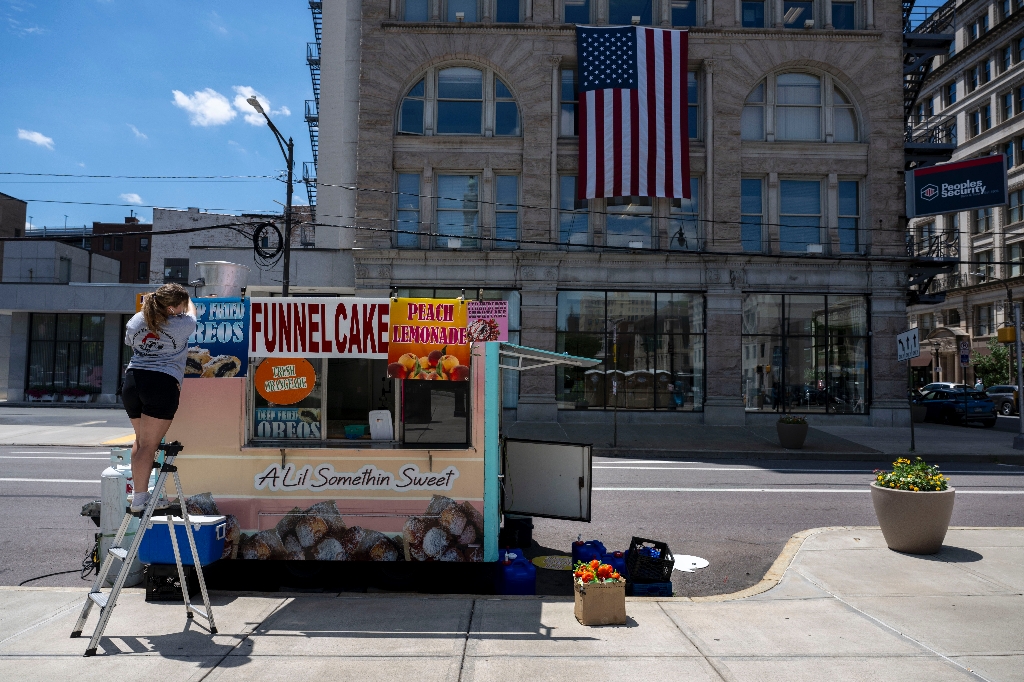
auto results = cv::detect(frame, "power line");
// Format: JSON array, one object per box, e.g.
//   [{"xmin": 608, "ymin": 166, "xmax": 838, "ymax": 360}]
[{"xmin": 0, "ymin": 171, "xmax": 280, "ymax": 180}]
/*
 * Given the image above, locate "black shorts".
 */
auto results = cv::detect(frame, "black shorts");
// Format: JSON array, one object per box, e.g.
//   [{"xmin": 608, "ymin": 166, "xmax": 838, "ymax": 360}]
[{"xmin": 122, "ymin": 369, "xmax": 180, "ymax": 420}]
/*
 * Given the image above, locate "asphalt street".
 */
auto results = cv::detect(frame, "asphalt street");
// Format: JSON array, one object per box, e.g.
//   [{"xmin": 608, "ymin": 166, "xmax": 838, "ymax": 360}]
[{"xmin": 2, "ymin": 443, "xmax": 1023, "ymax": 597}]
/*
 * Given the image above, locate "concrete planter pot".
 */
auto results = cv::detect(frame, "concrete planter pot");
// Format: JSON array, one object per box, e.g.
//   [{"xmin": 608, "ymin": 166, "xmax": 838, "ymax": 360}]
[
  {"xmin": 776, "ymin": 421, "xmax": 808, "ymax": 449},
  {"xmin": 871, "ymin": 484, "xmax": 956, "ymax": 554},
  {"xmin": 911, "ymin": 405, "xmax": 927, "ymax": 423}
]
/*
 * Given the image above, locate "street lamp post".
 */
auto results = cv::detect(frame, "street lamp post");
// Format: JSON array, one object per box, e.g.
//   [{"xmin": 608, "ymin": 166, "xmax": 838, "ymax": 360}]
[{"xmin": 246, "ymin": 96, "xmax": 295, "ymax": 296}]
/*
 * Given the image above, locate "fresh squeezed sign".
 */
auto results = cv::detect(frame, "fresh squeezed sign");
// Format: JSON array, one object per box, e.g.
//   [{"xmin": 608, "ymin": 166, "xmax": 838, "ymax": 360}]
[
  {"xmin": 249, "ymin": 297, "xmax": 389, "ymax": 358},
  {"xmin": 185, "ymin": 298, "xmax": 249, "ymax": 378}
]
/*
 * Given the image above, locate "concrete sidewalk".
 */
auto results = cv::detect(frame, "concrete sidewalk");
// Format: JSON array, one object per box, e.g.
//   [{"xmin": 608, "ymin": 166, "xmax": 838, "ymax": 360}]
[{"xmin": 2, "ymin": 527, "xmax": 1020, "ymax": 681}]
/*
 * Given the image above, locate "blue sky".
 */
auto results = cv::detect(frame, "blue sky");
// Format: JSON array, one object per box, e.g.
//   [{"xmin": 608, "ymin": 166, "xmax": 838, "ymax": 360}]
[{"xmin": 0, "ymin": 0, "xmax": 315, "ymax": 229}]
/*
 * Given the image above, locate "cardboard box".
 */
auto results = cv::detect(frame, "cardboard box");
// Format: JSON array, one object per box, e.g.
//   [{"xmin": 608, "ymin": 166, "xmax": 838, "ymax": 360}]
[{"xmin": 574, "ymin": 579, "xmax": 627, "ymax": 626}]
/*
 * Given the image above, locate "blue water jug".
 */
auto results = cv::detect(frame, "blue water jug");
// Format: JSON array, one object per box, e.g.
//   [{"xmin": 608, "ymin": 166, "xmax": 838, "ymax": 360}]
[
  {"xmin": 571, "ymin": 540, "xmax": 606, "ymax": 566},
  {"xmin": 604, "ymin": 550, "xmax": 627, "ymax": 576},
  {"xmin": 500, "ymin": 554, "xmax": 536, "ymax": 595}
]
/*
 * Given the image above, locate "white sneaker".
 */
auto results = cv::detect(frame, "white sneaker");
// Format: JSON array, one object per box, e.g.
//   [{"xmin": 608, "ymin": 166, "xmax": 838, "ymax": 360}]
[{"xmin": 129, "ymin": 492, "xmax": 150, "ymax": 513}]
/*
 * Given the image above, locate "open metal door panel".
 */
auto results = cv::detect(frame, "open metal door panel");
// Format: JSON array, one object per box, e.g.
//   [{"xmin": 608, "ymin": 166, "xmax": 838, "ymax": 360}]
[{"xmin": 502, "ymin": 439, "xmax": 591, "ymax": 522}]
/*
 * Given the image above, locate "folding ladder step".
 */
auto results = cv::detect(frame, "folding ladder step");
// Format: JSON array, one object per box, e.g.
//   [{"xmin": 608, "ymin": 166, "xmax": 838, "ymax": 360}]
[
  {"xmin": 88, "ymin": 592, "xmax": 108, "ymax": 608},
  {"xmin": 190, "ymin": 607, "xmax": 210, "ymax": 621},
  {"xmin": 107, "ymin": 547, "xmax": 128, "ymax": 560}
]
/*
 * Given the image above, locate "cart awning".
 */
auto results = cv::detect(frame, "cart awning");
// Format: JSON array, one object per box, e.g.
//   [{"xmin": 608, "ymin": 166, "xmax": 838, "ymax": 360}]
[{"xmin": 498, "ymin": 343, "xmax": 601, "ymax": 371}]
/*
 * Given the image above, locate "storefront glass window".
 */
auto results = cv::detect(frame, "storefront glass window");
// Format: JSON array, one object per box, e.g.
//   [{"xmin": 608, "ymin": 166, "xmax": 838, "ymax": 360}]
[
  {"xmin": 741, "ymin": 294, "xmax": 869, "ymax": 414},
  {"xmin": 556, "ymin": 291, "xmax": 704, "ymax": 411},
  {"xmin": 27, "ymin": 313, "xmax": 105, "ymax": 395},
  {"xmin": 326, "ymin": 359, "xmax": 391, "ymax": 439}
]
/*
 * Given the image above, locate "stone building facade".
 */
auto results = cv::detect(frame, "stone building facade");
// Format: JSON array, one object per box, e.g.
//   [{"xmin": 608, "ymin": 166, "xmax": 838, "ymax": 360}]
[
  {"xmin": 907, "ymin": 0, "xmax": 1024, "ymax": 387},
  {"xmin": 317, "ymin": 0, "xmax": 908, "ymax": 427}
]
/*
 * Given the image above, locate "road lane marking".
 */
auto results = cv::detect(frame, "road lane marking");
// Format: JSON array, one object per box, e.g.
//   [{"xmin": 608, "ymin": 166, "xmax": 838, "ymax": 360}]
[
  {"xmin": 593, "ymin": 487, "xmax": 1024, "ymax": 494},
  {"xmin": 0, "ymin": 478, "xmax": 97, "ymax": 483},
  {"xmin": 70, "ymin": 421, "xmax": 107, "ymax": 427},
  {"xmin": 0, "ymin": 456, "xmax": 109, "ymax": 460},
  {"xmin": 8, "ymin": 451, "xmax": 107, "ymax": 455}
]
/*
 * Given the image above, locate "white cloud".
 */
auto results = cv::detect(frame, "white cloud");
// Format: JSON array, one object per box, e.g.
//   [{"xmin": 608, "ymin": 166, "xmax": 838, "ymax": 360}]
[
  {"xmin": 171, "ymin": 88, "xmax": 236, "ymax": 127},
  {"xmin": 120, "ymin": 193, "xmax": 143, "ymax": 205},
  {"xmin": 127, "ymin": 124, "xmax": 147, "ymax": 140},
  {"xmin": 232, "ymin": 86, "xmax": 290, "ymax": 126},
  {"xmin": 17, "ymin": 128, "xmax": 53, "ymax": 149}
]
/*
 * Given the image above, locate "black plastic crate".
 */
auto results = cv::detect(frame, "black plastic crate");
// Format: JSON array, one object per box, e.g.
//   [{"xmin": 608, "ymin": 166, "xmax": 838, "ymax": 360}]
[
  {"xmin": 627, "ymin": 581, "xmax": 673, "ymax": 597},
  {"xmin": 144, "ymin": 564, "xmax": 199, "ymax": 602},
  {"xmin": 625, "ymin": 537, "xmax": 674, "ymax": 584}
]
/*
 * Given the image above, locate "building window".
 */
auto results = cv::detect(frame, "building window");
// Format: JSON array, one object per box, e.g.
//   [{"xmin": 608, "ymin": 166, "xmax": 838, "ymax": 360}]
[
  {"xmin": 396, "ymin": 173, "xmax": 421, "ymax": 248},
  {"xmin": 560, "ymin": 69, "xmax": 579, "ymax": 136},
  {"xmin": 669, "ymin": 178, "xmax": 701, "ymax": 251},
  {"xmin": 113, "ymin": 236, "xmax": 123, "ymax": 252},
  {"xmin": 609, "ymin": 0, "xmax": 654, "ymax": 25},
  {"xmin": 947, "ymin": 81, "xmax": 957, "ymax": 106},
  {"xmin": 1004, "ymin": 92, "xmax": 1015, "ymax": 121},
  {"xmin": 916, "ymin": 220, "xmax": 936, "ymax": 253},
  {"xmin": 494, "ymin": 175, "xmax": 519, "ymax": 250},
  {"xmin": 437, "ymin": 67, "xmax": 482, "ymax": 134},
  {"xmin": 559, "ymin": 176, "xmax": 589, "ymax": 245},
  {"xmin": 742, "ymin": 0, "xmax": 765, "ymax": 26},
  {"xmin": 974, "ymin": 207, "xmax": 994, "ymax": 234},
  {"xmin": 968, "ymin": 21, "xmax": 979, "ymax": 43},
  {"xmin": 1009, "ymin": 242, "xmax": 1024, "ymax": 276},
  {"xmin": 606, "ymin": 197, "xmax": 653, "ymax": 249},
  {"xmin": 688, "ymin": 71, "xmax": 699, "ymax": 138},
  {"xmin": 495, "ymin": 0, "xmax": 521, "ymax": 22},
  {"xmin": 833, "ymin": 88, "xmax": 858, "ymax": 141},
  {"xmin": 919, "ymin": 312, "xmax": 935, "ymax": 335},
  {"xmin": 137, "ymin": 261, "xmax": 148, "ymax": 281},
  {"xmin": 58, "ymin": 257, "xmax": 71, "ymax": 284},
  {"xmin": 399, "ymin": 79, "xmax": 425, "ymax": 135},
  {"xmin": 741, "ymin": 82, "xmax": 765, "ymax": 140},
  {"xmin": 741, "ymin": 178, "xmax": 764, "ymax": 252},
  {"xmin": 563, "ymin": 0, "xmax": 591, "ymax": 23},
  {"xmin": 672, "ymin": 0, "xmax": 698, "ymax": 26},
  {"xmin": 776, "ymin": 73, "xmax": 821, "ymax": 140},
  {"xmin": 435, "ymin": 175, "xmax": 479, "ymax": 249},
  {"xmin": 1018, "ymin": 35, "xmax": 1024, "ymax": 62},
  {"xmin": 838, "ymin": 180, "xmax": 859, "ymax": 253},
  {"xmin": 983, "ymin": 104, "xmax": 992, "ymax": 130},
  {"xmin": 968, "ymin": 66, "xmax": 979, "ymax": 92},
  {"xmin": 783, "ymin": 0, "xmax": 814, "ymax": 28},
  {"xmin": 947, "ymin": 308, "xmax": 961, "ymax": 326},
  {"xmin": 1003, "ymin": 44, "xmax": 1013, "ymax": 72},
  {"xmin": 1009, "ymin": 189, "xmax": 1024, "ymax": 224},
  {"xmin": 976, "ymin": 303, "xmax": 994, "ymax": 335},
  {"xmin": 163, "ymin": 258, "xmax": 189, "ymax": 284},
  {"xmin": 404, "ymin": 0, "xmax": 429, "ymax": 20},
  {"xmin": 779, "ymin": 179, "xmax": 821, "ymax": 251},
  {"xmin": 27, "ymin": 313, "xmax": 106, "ymax": 396},
  {"xmin": 556, "ymin": 291, "xmax": 705, "ymax": 411},
  {"xmin": 494, "ymin": 79, "xmax": 520, "ymax": 136},
  {"xmin": 1007, "ymin": 141, "xmax": 1016, "ymax": 168},
  {"xmin": 742, "ymin": 294, "xmax": 869, "ymax": 414},
  {"xmin": 926, "ymin": 97, "xmax": 934, "ymax": 118},
  {"xmin": 102, "ymin": 236, "xmax": 111, "ymax": 251},
  {"xmin": 982, "ymin": 59, "xmax": 992, "ymax": 84},
  {"xmin": 970, "ymin": 109, "xmax": 981, "ymax": 137},
  {"xmin": 976, "ymin": 250, "xmax": 995, "ymax": 283},
  {"xmin": 832, "ymin": 1, "xmax": 856, "ymax": 29},
  {"xmin": 446, "ymin": 0, "xmax": 479, "ymax": 22},
  {"xmin": 139, "ymin": 237, "xmax": 149, "ymax": 252}
]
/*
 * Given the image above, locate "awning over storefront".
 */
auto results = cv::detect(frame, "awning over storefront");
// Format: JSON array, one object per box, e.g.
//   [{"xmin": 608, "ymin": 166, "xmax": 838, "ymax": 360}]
[
  {"xmin": 910, "ymin": 355, "xmax": 933, "ymax": 367},
  {"xmin": 498, "ymin": 343, "xmax": 601, "ymax": 371}
]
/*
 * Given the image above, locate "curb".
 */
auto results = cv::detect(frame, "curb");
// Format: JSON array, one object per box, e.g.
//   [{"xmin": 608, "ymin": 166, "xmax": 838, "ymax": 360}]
[{"xmin": 592, "ymin": 449, "xmax": 1024, "ymax": 464}]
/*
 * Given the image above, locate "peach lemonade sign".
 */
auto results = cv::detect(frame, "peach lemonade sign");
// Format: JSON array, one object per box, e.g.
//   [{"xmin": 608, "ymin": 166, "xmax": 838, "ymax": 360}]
[{"xmin": 387, "ymin": 298, "xmax": 470, "ymax": 380}]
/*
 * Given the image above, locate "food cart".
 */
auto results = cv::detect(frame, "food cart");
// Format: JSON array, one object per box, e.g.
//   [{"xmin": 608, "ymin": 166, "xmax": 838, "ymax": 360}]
[{"xmin": 166, "ymin": 295, "xmax": 598, "ymax": 574}]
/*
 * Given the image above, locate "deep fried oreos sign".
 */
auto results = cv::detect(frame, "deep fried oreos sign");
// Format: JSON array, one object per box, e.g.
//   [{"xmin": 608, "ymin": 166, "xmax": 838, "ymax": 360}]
[{"xmin": 907, "ymin": 155, "xmax": 1007, "ymax": 218}]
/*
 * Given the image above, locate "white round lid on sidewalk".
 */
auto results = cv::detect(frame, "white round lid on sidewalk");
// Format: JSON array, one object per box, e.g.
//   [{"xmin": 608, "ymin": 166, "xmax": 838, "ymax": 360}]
[{"xmin": 674, "ymin": 555, "xmax": 709, "ymax": 572}]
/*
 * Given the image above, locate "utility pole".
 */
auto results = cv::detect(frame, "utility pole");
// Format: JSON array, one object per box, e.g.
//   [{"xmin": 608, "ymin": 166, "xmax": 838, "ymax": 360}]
[
  {"xmin": 246, "ymin": 97, "xmax": 295, "ymax": 296},
  {"xmin": 1015, "ymin": 304, "xmax": 1024, "ymax": 449}
]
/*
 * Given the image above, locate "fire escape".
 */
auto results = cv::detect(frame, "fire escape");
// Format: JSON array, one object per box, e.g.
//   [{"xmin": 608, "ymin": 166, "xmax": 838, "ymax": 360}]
[
  {"xmin": 303, "ymin": 0, "xmax": 321, "ymax": 225},
  {"xmin": 904, "ymin": 0, "xmax": 959, "ymax": 305}
]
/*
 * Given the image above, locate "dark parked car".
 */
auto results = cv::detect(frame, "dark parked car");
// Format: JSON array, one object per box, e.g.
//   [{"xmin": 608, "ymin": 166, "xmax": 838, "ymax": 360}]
[
  {"xmin": 915, "ymin": 389, "xmax": 997, "ymax": 427},
  {"xmin": 985, "ymin": 385, "xmax": 1019, "ymax": 416}
]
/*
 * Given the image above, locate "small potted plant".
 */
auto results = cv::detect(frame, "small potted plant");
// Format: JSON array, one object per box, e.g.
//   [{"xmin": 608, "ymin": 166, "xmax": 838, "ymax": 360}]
[
  {"xmin": 871, "ymin": 457, "xmax": 954, "ymax": 554},
  {"xmin": 777, "ymin": 414, "xmax": 809, "ymax": 449},
  {"xmin": 573, "ymin": 558, "xmax": 626, "ymax": 626},
  {"xmin": 62, "ymin": 387, "xmax": 89, "ymax": 403}
]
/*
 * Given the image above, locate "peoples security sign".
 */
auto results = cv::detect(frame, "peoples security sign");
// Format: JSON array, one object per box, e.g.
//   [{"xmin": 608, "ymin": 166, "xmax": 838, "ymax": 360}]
[{"xmin": 907, "ymin": 155, "xmax": 1007, "ymax": 218}]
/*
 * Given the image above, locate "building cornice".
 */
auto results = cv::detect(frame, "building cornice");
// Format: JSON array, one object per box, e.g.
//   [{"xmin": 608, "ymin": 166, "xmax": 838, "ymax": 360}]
[{"xmin": 925, "ymin": 12, "xmax": 1024, "ymax": 86}]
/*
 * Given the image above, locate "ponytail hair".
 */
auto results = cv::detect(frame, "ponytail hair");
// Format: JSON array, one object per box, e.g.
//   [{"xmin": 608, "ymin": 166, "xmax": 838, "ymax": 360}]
[{"xmin": 143, "ymin": 283, "xmax": 190, "ymax": 333}]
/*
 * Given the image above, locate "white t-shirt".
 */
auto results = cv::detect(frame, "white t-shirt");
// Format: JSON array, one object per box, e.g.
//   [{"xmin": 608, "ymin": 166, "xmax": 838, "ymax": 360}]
[{"xmin": 125, "ymin": 311, "xmax": 198, "ymax": 383}]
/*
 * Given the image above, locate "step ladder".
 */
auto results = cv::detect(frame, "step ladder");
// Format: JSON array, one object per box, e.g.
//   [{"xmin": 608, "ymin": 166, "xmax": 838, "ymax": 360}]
[{"xmin": 71, "ymin": 441, "xmax": 217, "ymax": 656}]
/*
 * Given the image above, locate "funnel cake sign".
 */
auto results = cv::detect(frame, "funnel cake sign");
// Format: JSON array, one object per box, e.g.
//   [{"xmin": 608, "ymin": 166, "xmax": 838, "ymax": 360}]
[
  {"xmin": 249, "ymin": 297, "xmax": 389, "ymax": 359},
  {"xmin": 387, "ymin": 298, "xmax": 471, "ymax": 380}
]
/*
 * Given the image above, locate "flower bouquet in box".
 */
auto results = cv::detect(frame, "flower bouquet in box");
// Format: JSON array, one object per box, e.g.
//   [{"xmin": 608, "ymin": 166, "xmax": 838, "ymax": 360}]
[{"xmin": 573, "ymin": 559, "xmax": 626, "ymax": 626}]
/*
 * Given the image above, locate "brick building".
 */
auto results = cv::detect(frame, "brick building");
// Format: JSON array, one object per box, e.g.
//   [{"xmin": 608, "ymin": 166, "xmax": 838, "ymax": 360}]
[
  {"xmin": 322, "ymin": 0, "xmax": 910, "ymax": 427},
  {"xmin": 90, "ymin": 217, "xmax": 152, "ymax": 284}
]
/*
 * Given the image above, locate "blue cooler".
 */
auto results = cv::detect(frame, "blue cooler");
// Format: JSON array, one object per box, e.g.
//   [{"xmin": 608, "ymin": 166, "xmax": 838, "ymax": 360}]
[{"xmin": 138, "ymin": 515, "xmax": 226, "ymax": 566}]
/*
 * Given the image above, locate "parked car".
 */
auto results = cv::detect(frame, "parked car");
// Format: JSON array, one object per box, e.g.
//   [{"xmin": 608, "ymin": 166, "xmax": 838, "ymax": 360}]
[
  {"xmin": 915, "ymin": 389, "xmax": 997, "ymax": 427},
  {"xmin": 985, "ymin": 385, "xmax": 1020, "ymax": 416},
  {"xmin": 919, "ymin": 382, "xmax": 965, "ymax": 393}
]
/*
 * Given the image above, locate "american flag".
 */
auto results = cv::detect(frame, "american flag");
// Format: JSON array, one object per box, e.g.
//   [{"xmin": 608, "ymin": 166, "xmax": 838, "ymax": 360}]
[{"xmin": 576, "ymin": 26, "xmax": 690, "ymax": 200}]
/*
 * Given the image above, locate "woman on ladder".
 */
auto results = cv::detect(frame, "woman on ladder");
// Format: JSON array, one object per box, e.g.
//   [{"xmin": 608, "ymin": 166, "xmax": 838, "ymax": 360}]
[{"xmin": 122, "ymin": 283, "xmax": 196, "ymax": 512}]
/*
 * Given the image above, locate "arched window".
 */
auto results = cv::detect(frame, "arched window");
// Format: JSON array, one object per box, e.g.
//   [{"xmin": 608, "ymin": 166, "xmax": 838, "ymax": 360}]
[
  {"xmin": 397, "ymin": 66, "xmax": 522, "ymax": 137},
  {"xmin": 741, "ymin": 71, "xmax": 860, "ymax": 143}
]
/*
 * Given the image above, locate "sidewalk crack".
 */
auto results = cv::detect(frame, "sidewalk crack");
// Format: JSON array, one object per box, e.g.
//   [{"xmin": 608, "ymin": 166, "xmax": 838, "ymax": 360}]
[
  {"xmin": 657, "ymin": 601, "xmax": 739, "ymax": 682},
  {"xmin": 189, "ymin": 597, "xmax": 291, "ymax": 682},
  {"xmin": 454, "ymin": 598, "xmax": 476, "ymax": 682}
]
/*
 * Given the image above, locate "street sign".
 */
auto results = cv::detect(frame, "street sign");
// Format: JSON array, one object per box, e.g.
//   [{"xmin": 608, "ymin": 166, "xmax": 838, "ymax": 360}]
[
  {"xmin": 960, "ymin": 339, "xmax": 971, "ymax": 367},
  {"xmin": 897, "ymin": 329, "xmax": 920, "ymax": 362},
  {"xmin": 906, "ymin": 155, "xmax": 1008, "ymax": 218}
]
